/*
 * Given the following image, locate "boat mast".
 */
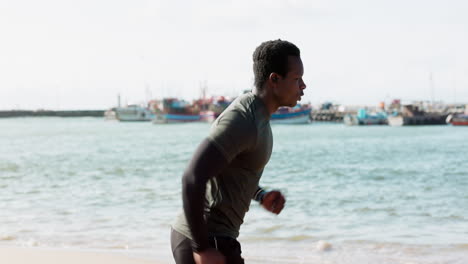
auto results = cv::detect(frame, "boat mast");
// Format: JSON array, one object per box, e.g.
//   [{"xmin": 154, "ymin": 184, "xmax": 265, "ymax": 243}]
[{"xmin": 429, "ymin": 72, "xmax": 435, "ymax": 106}]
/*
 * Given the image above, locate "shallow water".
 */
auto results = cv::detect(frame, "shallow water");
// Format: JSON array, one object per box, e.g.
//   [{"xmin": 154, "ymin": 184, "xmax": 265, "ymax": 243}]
[{"xmin": 1, "ymin": 118, "xmax": 467, "ymax": 263}]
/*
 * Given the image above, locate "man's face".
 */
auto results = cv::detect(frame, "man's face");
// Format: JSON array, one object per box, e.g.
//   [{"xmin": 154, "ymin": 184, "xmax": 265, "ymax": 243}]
[{"xmin": 274, "ymin": 56, "xmax": 306, "ymax": 107}]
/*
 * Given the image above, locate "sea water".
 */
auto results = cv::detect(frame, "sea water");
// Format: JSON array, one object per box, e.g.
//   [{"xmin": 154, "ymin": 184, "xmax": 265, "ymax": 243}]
[{"xmin": 1, "ymin": 117, "xmax": 467, "ymax": 264}]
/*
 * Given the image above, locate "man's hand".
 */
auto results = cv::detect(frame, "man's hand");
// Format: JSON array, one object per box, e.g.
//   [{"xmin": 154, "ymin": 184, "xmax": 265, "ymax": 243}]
[
  {"xmin": 261, "ymin": 190, "xmax": 286, "ymax": 214},
  {"xmin": 193, "ymin": 248, "xmax": 226, "ymax": 264}
]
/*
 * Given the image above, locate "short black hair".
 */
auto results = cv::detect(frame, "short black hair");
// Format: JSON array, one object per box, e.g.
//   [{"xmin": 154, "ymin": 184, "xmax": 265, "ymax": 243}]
[{"xmin": 252, "ymin": 39, "xmax": 300, "ymax": 90}]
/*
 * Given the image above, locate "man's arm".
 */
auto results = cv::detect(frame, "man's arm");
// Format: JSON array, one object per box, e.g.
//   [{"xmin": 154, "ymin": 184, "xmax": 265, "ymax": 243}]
[{"xmin": 182, "ymin": 138, "xmax": 229, "ymax": 252}]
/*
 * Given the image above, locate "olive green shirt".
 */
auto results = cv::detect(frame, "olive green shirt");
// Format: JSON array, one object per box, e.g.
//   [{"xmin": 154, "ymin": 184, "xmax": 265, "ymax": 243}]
[{"xmin": 172, "ymin": 92, "xmax": 273, "ymax": 239}]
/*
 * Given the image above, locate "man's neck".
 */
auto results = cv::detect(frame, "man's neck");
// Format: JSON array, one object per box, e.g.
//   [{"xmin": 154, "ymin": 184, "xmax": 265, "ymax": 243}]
[{"xmin": 252, "ymin": 87, "xmax": 279, "ymax": 115}]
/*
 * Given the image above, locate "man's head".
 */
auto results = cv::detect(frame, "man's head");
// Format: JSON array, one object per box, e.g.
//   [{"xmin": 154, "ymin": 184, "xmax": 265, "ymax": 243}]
[{"xmin": 252, "ymin": 39, "xmax": 306, "ymax": 107}]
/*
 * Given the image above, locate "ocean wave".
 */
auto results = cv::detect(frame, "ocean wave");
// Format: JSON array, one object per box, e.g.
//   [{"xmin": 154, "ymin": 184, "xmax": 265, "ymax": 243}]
[
  {"xmin": 242, "ymin": 234, "xmax": 316, "ymax": 242},
  {"xmin": 260, "ymin": 224, "xmax": 283, "ymax": 233},
  {"xmin": 18, "ymin": 238, "xmax": 39, "ymax": 247},
  {"xmin": 0, "ymin": 162, "xmax": 19, "ymax": 173},
  {"xmin": 107, "ymin": 244, "xmax": 130, "ymax": 250},
  {"xmin": 351, "ymin": 206, "xmax": 397, "ymax": 214},
  {"xmin": 0, "ymin": 235, "xmax": 16, "ymax": 241}
]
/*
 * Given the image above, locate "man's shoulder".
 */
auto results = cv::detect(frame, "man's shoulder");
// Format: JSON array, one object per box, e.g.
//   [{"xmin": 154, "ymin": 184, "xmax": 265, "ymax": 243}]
[
  {"xmin": 216, "ymin": 93, "xmax": 254, "ymax": 121},
  {"xmin": 224, "ymin": 92, "xmax": 267, "ymax": 120},
  {"xmin": 228, "ymin": 92, "xmax": 255, "ymax": 111},
  {"xmin": 208, "ymin": 93, "xmax": 259, "ymax": 162},
  {"xmin": 210, "ymin": 92, "xmax": 270, "ymax": 137}
]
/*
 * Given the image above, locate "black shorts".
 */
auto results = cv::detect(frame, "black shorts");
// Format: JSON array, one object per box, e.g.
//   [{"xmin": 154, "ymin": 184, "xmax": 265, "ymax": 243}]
[{"xmin": 170, "ymin": 228, "xmax": 245, "ymax": 264}]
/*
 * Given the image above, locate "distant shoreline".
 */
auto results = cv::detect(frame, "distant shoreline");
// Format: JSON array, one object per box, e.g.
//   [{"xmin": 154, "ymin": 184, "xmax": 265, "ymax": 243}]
[{"xmin": 0, "ymin": 110, "xmax": 105, "ymax": 118}]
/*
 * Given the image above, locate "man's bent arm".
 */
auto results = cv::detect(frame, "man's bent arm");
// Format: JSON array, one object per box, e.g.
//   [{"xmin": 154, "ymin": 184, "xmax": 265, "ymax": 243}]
[{"xmin": 182, "ymin": 138, "xmax": 229, "ymax": 252}]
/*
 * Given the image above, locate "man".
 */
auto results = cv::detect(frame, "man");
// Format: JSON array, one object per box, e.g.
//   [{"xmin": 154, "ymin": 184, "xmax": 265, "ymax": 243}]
[{"xmin": 171, "ymin": 39, "xmax": 306, "ymax": 264}]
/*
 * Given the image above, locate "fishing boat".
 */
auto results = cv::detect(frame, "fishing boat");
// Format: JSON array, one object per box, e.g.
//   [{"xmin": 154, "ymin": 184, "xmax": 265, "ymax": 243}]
[
  {"xmin": 115, "ymin": 104, "xmax": 155, "ymax": 122},
  {"xmin": 195, "ymin": 96, "xmax": 233, "ymax": 123},
  {"xmin": 152, "ymin": 98, "xmax": 202, "ymax": 124},
  {"xmin": 271, "ymin": 104, "xmax": 312, "ymax": 124},
  {"xmin": 104, "ymin": 107, "xmax": 117, "ymax": 120},
  {"xmin": 447, "ymin": 114, "xmax": 468, "ymax": 126},
  {"xmin": 445, "ymin": 105, "xmax": 468, "ymax": 126},
  {"xmin": 199, "ymin": 110, "xmax": 216, "ymax": 122},
  {"xmin": 344, "ymin": 108, "xmax": 388, "ymax": 126},
  {"xmin": 387, "ymin": 104, "xmax": 447, "ymax": 126},
  {"xmin": 153, "ymin": 113, "xmax": 202, "ymax": 123}
]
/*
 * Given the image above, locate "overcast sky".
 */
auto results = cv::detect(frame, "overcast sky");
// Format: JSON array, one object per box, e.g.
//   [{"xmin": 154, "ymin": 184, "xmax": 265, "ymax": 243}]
[{"xmin": 1, "ymin": 0, "xmax": 467, "ymax": 110}]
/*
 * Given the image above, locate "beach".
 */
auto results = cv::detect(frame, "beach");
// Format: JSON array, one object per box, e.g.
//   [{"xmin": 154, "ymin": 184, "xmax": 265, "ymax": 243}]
[
  {"xmin": 0, "ymin": 247, "xmax": 161, "ymax": 264},
  {"xmin": 1, "ymin": 118, "xmax": 467, "ymax": 263}
]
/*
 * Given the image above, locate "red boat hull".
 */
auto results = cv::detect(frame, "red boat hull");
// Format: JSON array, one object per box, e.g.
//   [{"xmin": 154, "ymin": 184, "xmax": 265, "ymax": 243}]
[{"xmin": 452, "ymin": 121, "xmax": 468, "ymax": 126}]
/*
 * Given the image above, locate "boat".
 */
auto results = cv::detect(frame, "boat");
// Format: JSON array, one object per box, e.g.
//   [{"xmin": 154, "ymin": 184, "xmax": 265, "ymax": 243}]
[
  {"xmin": 387, "ymin": 104, "xmax": 447, "ymax": 126},
  {"xmin": 115, "ymin": 104, "xmax": 155, "ymax": 122},
  {"xmin": 447, "ymin": 114, "xmax": 468, "ymax": 126},
  {"xmin": 104, "ymin": 107, "xmax": 117, "ymax": 120},
  {"xmin": 451, "ymin": 115, "xmax": 468, "ymax": 126},
  {"xmin": 344, "ymin": 108, "xmax": 388, "ymax": 126},
  {"xmin": 153, "ymin": 113, "xmax": 202, "ymax": 123},
  {"xmin": 200, "ymin": 110, "xmax": 217, "ymax": 122},
  {"xmin": 195, "ymin": 96, "xmax": 234, "ymax": 123},
  {"xmin": 152, "ymin": 98, "xmax": 202, "ymax": 124},
  {"xmin": 388, "ymin": 115, "xmax": 447, "ymax": 126},
  {"xmin": 445, "ymin": 105, "xmax": 468, "ymax": 126},
  {"xmin": 271, "ymin": 104, "xmax": 312, "ymax": 124}
]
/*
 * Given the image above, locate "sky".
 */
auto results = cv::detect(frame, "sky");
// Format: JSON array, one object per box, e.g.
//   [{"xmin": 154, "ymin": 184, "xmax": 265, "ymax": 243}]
[{"xmin": 1, "ymin": 0, "xmax": 467, "ymax": 110}]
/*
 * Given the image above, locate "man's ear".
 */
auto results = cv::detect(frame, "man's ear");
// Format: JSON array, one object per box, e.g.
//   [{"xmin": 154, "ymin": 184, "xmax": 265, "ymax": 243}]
[{"xmin": 269, "ymin": 73, "xmax": 279, "ymax": 83}]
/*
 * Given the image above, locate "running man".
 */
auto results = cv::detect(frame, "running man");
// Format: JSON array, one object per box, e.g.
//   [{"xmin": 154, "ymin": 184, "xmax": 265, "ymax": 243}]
[{"xmin": 171, "ymin": 39, "xmax": 306, "ymax": 264}]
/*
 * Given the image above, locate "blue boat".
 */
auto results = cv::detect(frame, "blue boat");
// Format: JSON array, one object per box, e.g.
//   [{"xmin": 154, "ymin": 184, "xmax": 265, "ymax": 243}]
[
  {"xmin": 152, "ymin": 98, "xmax": 202, "ymax": 124},
  {"xmin": 271, "ymin": 105, "xmax": 312, "ymax": 124},
  {"xmin": 344, "ymin": 108, "xmax": 388, "ymax": 125},
  {"xmin": 153, "ymin": 113, "xmax": 202, "ymax": 123}
]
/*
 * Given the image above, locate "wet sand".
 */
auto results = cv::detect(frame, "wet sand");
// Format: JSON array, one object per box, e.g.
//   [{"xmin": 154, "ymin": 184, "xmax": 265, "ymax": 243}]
[{"xmin": 0, "ymin": 247, "xmax": 166, "ymax": 264}]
